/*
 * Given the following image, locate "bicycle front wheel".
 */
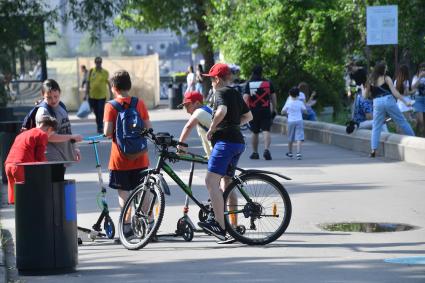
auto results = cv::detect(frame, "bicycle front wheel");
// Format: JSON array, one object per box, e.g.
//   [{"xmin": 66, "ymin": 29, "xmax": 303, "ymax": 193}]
[
  {"xmin": 118, "ymin": 177, "xmax": 165, "ymax": 250},
  {"xmin": 223, "ymin": 173, "xmax": 292, "ymax": 245}
]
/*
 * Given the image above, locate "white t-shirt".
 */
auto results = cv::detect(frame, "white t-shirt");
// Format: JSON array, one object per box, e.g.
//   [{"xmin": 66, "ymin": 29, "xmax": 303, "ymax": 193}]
[
  {"xmin": 192, "ymin": 107, "xmax": 212, "ymax": 157},
  {"xmin": 186, "ymin": 73, "xmax": 195, "ymax": 92},
  {"xmin": 282, "ymin": 98, "xmax": 306, "ymax": 122},
  {"xmin": 394, "ymin": 79, "xmax": 413, "ymax": 112}
]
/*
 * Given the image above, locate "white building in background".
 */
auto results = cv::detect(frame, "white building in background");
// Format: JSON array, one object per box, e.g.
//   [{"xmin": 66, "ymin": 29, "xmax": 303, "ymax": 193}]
[{"xmin": 48, "ymin": 0, "xmax": 179, "ymax": 57}]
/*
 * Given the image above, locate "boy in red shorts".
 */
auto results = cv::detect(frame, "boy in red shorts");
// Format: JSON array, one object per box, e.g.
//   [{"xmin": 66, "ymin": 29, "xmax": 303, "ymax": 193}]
[{"xmin": 5, "ymin": 116, "xmax": 58, "ymax": 204}]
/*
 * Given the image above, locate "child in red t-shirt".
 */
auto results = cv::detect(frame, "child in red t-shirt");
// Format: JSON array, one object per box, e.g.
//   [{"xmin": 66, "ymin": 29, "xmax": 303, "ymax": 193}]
[{"xmin": 4, "ymin": 116, "xmax": 58, "ymax": 204}]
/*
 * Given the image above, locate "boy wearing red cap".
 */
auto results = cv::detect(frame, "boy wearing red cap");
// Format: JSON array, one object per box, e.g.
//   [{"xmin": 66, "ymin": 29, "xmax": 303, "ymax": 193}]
[
  {"xmin": 198, "ymin": 63, "xmax": 253, "ymax": 241},
  {"xmin": 177, "ymin": 91, "xmax": 213, "ymax": 157}
]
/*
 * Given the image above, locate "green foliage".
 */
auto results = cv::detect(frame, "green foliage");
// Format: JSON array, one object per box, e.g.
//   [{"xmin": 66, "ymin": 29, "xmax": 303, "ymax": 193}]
[
  {"xmin": 0, "ymin": 0, "xmax": 55, "ymax": 75},
  {"xmin": 46, "ymin": 31, "xmax": 73, "ymax": 58},
  {"xmin": 114, "ymin": 0, "xmax": 216, "ymax": 70},
  {"xmin": 76, "ymin": 34, "xmax": 103, "ymax": 57},
  {"xmin": 208, "ymin": 0, "xmax": 425, "ymax": 113},
  {"xmin": 108, "ymin": 34, "xmax": 133, "ymax": 56}
]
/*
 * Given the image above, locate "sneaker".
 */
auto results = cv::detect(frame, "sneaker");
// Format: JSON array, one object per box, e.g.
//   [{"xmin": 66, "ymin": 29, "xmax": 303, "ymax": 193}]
[
  {"xmin": 249, "ymin": 152, "xmax": 259, "ymax": 160},
  {"xmin": 198, "ymin": 220, "xmax": 226, "ymax": 241},
  {"xmin": 296, "ymin": 153, "xmax": 302, "ymax": 160},
  {"xmin": 286, "ymin": 152, "xmax": 293, "ymax": 158},
  {"xmin": 216, "ymin": 236, "xmax": 237, "ymax": 244},
  {"xmin": 263, "ymin": 149, "xmax": 272, "ymax": 160},
  {"xmin": 123, "ymin": 223, "xmax": 134, "ymax": 238}
]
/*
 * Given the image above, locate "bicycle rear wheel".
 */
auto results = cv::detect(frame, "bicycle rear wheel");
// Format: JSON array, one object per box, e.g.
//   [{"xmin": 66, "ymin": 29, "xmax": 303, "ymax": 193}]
[
  {"xmin": 223, "ymin": 173, "xmax": 292, "ymax": 245},
  {"xmin": 118, "ymin": 177, "xmax": 165, "ymax": 250}
]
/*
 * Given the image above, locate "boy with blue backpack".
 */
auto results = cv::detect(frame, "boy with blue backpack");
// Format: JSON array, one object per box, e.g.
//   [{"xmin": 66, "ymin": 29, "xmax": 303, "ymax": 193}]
[{"xmin": 103, "ymin": 70, "xmax": 152, "ymax": 238}]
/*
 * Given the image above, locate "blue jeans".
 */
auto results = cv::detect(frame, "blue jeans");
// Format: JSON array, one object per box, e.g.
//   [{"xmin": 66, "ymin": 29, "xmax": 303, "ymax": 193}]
[{"xmin": 371, "ymin": 95, "xmax": 414, "ymax": 150}]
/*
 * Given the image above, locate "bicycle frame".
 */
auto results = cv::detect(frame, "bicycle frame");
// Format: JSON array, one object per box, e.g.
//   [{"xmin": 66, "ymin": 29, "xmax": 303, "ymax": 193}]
[{"xmin": 144, "ymin": 150, "xmax": 211, "ymax": 214}]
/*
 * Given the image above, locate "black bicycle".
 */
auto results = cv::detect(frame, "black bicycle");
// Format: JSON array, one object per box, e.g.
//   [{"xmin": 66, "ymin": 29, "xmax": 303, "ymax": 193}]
[{"xmin": 118, "ymin": 129, "xmax": 292, "ymax": 250}]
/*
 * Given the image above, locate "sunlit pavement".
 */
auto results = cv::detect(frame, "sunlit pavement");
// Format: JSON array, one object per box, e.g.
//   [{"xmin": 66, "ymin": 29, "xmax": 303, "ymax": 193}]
[{"xmin": 1, "ymin": 105, "xmax": 424, "ymax": 282}]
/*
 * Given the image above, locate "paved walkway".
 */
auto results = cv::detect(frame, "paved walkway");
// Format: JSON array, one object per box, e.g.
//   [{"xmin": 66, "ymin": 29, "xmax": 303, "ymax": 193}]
[{"xmin": 1, "ymin": 106, "xmax": 424, "ymax": 282}]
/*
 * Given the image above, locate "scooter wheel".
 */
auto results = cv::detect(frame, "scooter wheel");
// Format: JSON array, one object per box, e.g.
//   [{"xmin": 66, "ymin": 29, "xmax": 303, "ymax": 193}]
[
  {"xmin": 104, "ymin": 215, "xmax": 115, "ymax": 239},
  {"xmin": 182, "ymin": 223, "xmax": 194, "ymax": 242}
]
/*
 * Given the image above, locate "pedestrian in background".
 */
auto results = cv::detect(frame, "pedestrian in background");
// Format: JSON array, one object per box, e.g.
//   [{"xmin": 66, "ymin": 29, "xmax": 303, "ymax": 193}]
[
  {"xmin": 80, "ymin": 65, "xmax": 89, "ymax": 91},
  {"xmin": 281, "ymin": 87, "xmax": 307, "ymax": 160},
  {"xmin": 365, "ymin": 61, "xmax": 414, "ymax": 158},
  {"xmin": 195, "ymin": 64, "xmax": 204, "ymax": 94},
  {"xmin": 243, "ymin": 65, "xmax": 278, "ymax": 160},
  {"xmin": 394, "ymin": 64, "xmax": 415, "ymax": 133},
  {"xmin": 186, "ymin": 65, "xmax": 195, "ymax": 93},
  {"xmin": 411, "ymin": 62, "xmax": 425, "ymax": 137},
  {"xmin": 298, "ymin": 82, "xmax": 318, "ymax": 121},
  {"xmin": 86, "ymin": 57, "xmax": 112, "ymax": 134}
]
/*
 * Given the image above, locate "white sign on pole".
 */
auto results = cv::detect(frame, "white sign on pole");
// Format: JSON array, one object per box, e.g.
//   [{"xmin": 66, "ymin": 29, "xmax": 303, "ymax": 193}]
[{"xmin": 366, "ymin": 5, "xmax": 398, "ymax": 45}]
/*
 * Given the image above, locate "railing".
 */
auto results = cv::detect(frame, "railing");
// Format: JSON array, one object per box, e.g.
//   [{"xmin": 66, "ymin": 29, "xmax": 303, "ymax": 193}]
[{"xmin": 6, "ymin": 80, "xmax": 43, "ymax": 106}]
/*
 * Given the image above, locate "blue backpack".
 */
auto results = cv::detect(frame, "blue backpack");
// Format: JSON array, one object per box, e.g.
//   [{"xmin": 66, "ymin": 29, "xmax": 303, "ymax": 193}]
[
  {"xmin": 109, "ymin": 97, "xmax": 147, "ymax": 157},
  {"xmin": 21, "ymin": 101, "xmax": 67, "ymax": 131}
]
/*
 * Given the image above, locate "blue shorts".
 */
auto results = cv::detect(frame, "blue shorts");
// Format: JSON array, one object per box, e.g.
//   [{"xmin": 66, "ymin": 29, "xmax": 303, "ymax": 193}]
[
  {"xmin": 109, "ymin": 167, "xmax": 147, "ymax": 191},
  {"xmin": 413, "ymin": 95, "xmax": 425, "ymax": 113},
  {"xmin": 208, "ymin": 141, "xmax": 245, "ymax": 177}
]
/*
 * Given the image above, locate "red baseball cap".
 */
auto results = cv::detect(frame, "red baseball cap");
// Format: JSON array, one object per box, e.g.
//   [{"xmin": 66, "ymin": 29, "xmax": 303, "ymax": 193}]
[
  {"xmin": 178, "ymin": 91, "xmax": 203, "ymax": 108},
  {"xmin": 202, "ymin": 63, "xmax": 231, "ymax": 78}
]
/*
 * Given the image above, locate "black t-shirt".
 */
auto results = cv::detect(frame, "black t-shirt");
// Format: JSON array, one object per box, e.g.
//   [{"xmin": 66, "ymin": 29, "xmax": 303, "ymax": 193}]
[
  {"xmin": 212, "ymin": 86, "xmax": 250, "ymax": 145},
  {"xmin": 350, "ymin": 68, "xmax": 367, "ymax": 86},
  {"xmin": 244, "ymin": 79, "xmax": 275, "ymax": 112}
]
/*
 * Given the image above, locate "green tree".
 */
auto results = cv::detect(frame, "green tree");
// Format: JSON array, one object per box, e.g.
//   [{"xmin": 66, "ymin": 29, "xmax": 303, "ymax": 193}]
[
  {"xmin": 0, "ymin": 1, "xmax": 54, "ymax": 75},
  {"xmin": 76, "ymin": 33, "xmax": 103, "ymax": 57},
  {"xmin": 114, "ymin": 0, "xmax": 216, "ymax": 71},
  {"xmin": 108, "ymin": 34, "xmax": 133, "ymax": 56},
  {"xmin": 209, "ymin": 0, "xmax": 353, "ymax": 109}
]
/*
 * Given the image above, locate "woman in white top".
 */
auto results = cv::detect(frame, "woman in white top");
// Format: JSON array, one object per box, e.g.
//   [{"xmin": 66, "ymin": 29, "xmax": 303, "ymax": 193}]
[
  {"xmin": 185, "ymin": 65, "xmax": 195, "ymax": 93},
  {"xmin": 411, "ymin": 62, "xmax": 425, "ymax": 137},
  {"xmin": 394, "ymin": 65, "xmax": 415, "ymax": 133}
]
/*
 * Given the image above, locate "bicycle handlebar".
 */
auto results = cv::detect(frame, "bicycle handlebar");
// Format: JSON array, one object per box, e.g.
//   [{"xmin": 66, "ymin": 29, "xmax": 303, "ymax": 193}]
[{"xmin": 142, "ymin": 128, "xmax": 188, "ymax": 148}]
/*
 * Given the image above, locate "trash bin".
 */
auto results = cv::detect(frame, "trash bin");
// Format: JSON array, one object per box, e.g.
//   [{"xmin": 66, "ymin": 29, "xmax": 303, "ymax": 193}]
[
  {"xmin": 15, "ymin": 161, "xmax": 78, "ymax": 275},
  {"xmin": 0, "ymin": 121, "xmax": 22, "ymax": 184},
  {"xmin": 169, "ymin": 83, "xmax": 183, "ymax": 109}
]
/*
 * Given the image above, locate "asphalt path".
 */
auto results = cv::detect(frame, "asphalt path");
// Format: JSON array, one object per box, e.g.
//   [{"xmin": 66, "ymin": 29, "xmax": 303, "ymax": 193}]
[{"xmin": 1, "ymin": 107, "xmax": 424, "ymax": 282}]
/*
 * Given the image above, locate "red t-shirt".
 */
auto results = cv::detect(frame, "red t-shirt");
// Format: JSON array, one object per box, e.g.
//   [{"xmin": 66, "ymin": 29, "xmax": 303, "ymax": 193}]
[
  {"xmin": 5, "ymin": 128, "xmax": 48, "ymax": 164},
  {"xmin": 104, "ymin": 96, "xmax": 150, "ymax": 171}
]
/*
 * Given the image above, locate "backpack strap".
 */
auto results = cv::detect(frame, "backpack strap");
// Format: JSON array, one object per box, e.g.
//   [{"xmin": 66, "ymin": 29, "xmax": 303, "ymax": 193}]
[
  {"xmin": 200, "ymin": 105, "xmax": 212, "ymax": 115},
  {"xmin": 129, "ymin": 97, "xmax": 138, "ymax": 109},
  {"xmin": 108, "ymin": 99, "xmax": 124, "ymax": 112},
  {"xmin": 38, "ymin": 101, "xmax": 57, "ymax": 117},
  {"xmin": 198, "ymin": 106, "xmax": 213, "ymax": 132}
]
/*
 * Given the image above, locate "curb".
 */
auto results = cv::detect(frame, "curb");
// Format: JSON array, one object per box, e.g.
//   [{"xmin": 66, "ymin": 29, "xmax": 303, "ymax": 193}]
[
  {"xmin": 0, "ymin": 229, "xmax": 5, "ymax": 283},
  {"xmin": 272, "ymin": 116, "xmax": 425, "ymax": 166}
]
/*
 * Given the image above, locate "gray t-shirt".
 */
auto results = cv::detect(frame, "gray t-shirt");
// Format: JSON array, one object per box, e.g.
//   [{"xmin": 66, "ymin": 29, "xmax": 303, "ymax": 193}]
[{"xmin": 36, "ymin": 104, "xmax": 76, "ymax": 161}]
